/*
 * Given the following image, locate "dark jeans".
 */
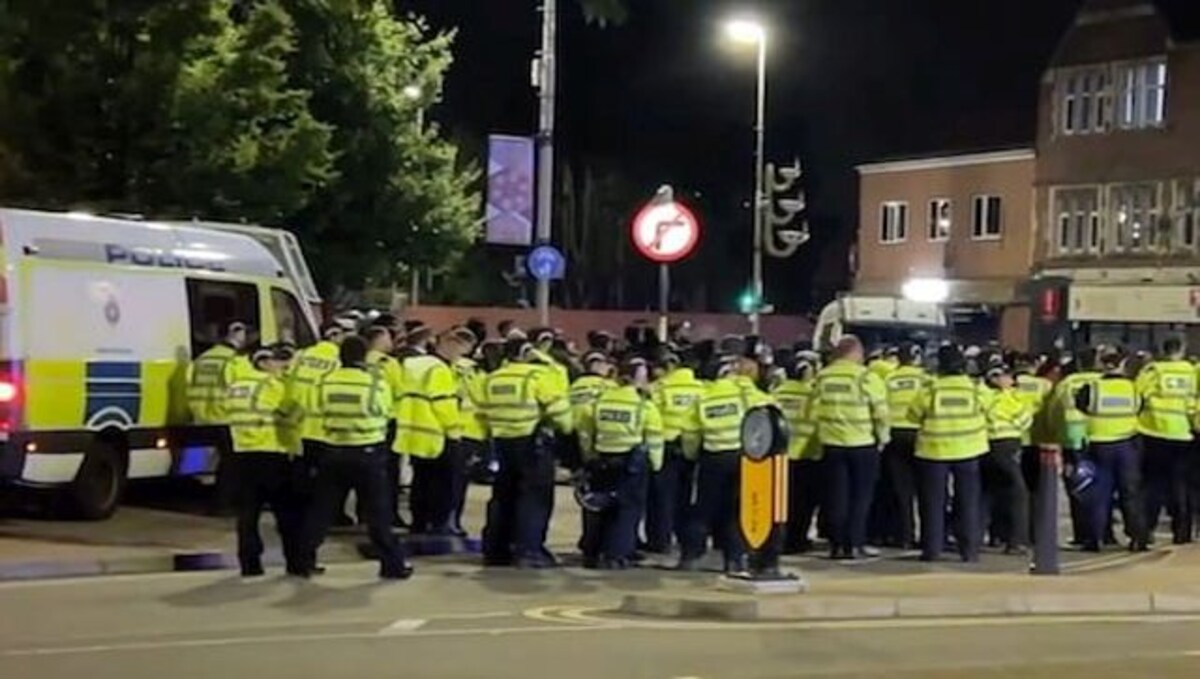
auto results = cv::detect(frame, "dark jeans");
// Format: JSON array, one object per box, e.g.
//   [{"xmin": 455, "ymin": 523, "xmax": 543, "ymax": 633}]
[
  {"xmin": 410, "ymin": 442, "xmax": 466, "ymax": 533},
  {"xmin": 1143, "ymin": 436, "xmax": 1193, "ymax": 544},
  {"xmin": 1087, "ymin": 438, "xmax": 1147, "ymax": 546},
  {"xmin": 232, "ymin": 452, "xmax": 304, "ymax": 572},
  {"xmin": 454, "ymin": 439, "xmax": 485, "ymax": 529},
  {"xmin": 981, "ymin": 439, "xmax": 1029, "ymax": 549},
  {"xmin": 881, "ymin": 430, "xmax": 919, "ymax": 548},
  {"xmin": 482, "ymin": 436, "xmax": 556, "ymax": 562},
  {"xmin": 824, "ymin": 445, "xmax": 880, "ymax": 553},
  {"xmin": 302, "ymin": 445, "xmax": 408, "ymax": 577},
  {"xmin": 681, "ymin": 450, "xmax": 742, "ymax": 562},
  {"xmin": 918, "ymin": 457, "xmax": 982, "ymax": 562},
  {"xmin": 580, "ymin": 451, "xmax": 649, "ymax": 561},
  {"xmin": 644, "ymin": 440, "xmax": 695, "ymax": 553},
  {"xmin": 786, "ymin": 458, "xmax": 825, "ymax": 550}
]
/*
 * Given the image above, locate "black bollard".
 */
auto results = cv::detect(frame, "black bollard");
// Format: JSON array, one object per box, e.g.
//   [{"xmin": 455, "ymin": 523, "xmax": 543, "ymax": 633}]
[
  {"xmin": 737, "ymin": 407, "xmax": 792, "ymax": 580},
  {"xmin": 1032, "ymin": 446, "xmax": 1060, "ymax": 575}
]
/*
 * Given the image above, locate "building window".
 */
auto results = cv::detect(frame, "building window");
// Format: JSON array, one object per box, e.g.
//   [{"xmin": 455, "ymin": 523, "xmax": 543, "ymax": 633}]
[
  {"xmin": 1054, "ymin": 188, "xmax": 1101, "ymax": 255},
  {"xmin": 1060, "ymin": 67, "xmax": 1109, "ymax": 135},
  {"xmin": 1174, "ymin": 179, "xmax": 1199, "ymax": 252},
  {"xmin": 879, "ymin": 201, "xmax": 908, "ymax": 244},
  {"xmin": 1110, "ymin": 184, "xmax": 1161, "ymax": 253},
  {"xmin": 927, "ymin": 199, "xmax": 951, "ymax": 241},
  {"xmin": 1116, "ymin": 60, "xmax": 1167, "ymax": 130},
  {"xmin": 971, "ymin": 196, "xmax": 1002, "ymax": 240}
]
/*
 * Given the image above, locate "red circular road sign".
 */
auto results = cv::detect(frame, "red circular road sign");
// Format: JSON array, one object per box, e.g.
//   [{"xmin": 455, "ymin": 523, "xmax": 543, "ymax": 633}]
[{"xmin": 631, "ymin": 200, "xmax": 701, "ymax": 264}]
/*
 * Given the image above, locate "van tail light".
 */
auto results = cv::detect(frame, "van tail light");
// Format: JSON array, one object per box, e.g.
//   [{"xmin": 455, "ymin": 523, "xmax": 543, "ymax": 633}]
[
  {"xmin": 0, "ymin": 364, "xmax": 21, "ymax": 434},
  {"xmin": 0, "ymin": 381, "xmax": 17, "ymax": 403}
]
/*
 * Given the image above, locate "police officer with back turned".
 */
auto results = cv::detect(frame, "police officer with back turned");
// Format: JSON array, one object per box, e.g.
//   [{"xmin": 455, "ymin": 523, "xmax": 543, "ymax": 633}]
[{"xmin": 1137, "ymin": 337, "xmax": 1197, "ymax": 545}]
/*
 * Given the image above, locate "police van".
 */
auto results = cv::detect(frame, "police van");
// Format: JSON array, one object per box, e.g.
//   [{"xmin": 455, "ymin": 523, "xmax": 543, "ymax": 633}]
[
  {"xmin": 0, "ymin": 208, "xmax": 319, "ymax": 518},
  {"xmin": 813, "ymin": 295, "xmax": 947, "ymax": 352}
]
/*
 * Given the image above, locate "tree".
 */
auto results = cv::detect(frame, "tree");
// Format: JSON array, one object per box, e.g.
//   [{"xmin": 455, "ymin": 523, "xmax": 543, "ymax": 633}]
[{"xmin": 280, "ymin": 0, "xmax": 480, "ymax": 290}]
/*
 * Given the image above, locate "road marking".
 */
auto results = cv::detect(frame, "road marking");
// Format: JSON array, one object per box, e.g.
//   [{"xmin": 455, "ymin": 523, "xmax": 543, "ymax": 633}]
[{"xmin": 379, "ymin": 619, "xmax": 427, "ymax": 634}]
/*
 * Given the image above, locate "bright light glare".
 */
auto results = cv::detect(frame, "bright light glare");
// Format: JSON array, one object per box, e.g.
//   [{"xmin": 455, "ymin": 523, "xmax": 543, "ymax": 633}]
[
  {"xmin": 403, "ymin": 85, "xmax": 422, "ymax": 100},
  {"xmin": 725, "ymin": 19, "xmax": 766, "ymax": 44},
  {"xmin": 902, "ymin": 278, "xmax": 950, "ymax": 304}
]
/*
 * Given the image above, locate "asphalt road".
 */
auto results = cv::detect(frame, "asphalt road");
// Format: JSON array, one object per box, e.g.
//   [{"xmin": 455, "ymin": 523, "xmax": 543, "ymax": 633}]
[{"xmin": 2, "ymin": 563, "xmax": 1199, "ymax": 679}]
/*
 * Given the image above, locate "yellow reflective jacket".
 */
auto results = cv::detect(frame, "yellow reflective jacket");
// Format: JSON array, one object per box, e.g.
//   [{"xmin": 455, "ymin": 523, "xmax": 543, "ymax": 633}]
[
  {"xmin": 316, "ymin": 367, "xmax": 392, "ymax": 447},
  {"xmin": 1083, "ymin": 376, "xmax": 1140, "ymax": 444},
  {"xmin": 909, "ymin": 375, "xmax": 990, "ymax": 461},
  {"xmin": 772, "ymin": 377, "xmax": 820, "ymax": 460},
  {"xmin": 986, "ymin": 387, "xmax": 1033, "ymax": 442},
  {"xmin": 1015, "ymin": 373, "xmax": 1053, "ymax": 446},
  {"xmin": 813, "ymin": 360, "xmax": 889, "ymax": 448},
  {"xmin": 225, "ymin": 370, "xmax": 290, "ymax": 454},
  {"xmin": 288, "ymin": 341, "xmax": 341, "ymax": 442},
  {"xmin": 187, "ymin": 343, "xmax": 238, "ymax": 425},
  {"xmin": 1136, "ymin": 360, "xmax": 1197, "ymax": 442},
  {"xmin": 482, "ymin": 362, "xmax": 573, "ymax": 439},
  {"xmin": 695, "ymin": 376, "xmax": 771, "ymax": 453},
  {"xmin": 886, "ymin": 365, "xmax": 930, "ymax": 431},
  {"xmin": 570, "ymin": 374, "xmax": 616, "ymax": 426},
  {"xmin": 578, "ymin": 385, "xmax": 666, "ymax": 472},
  {"xmin": 652, "ymin": 368, "xmax": 705, "ymax": 459},
  {"xmin": 367, "ymin": 350, "xmax": 405, "ymax": 405},
  {"xmin": 454, "ymin": 358, "xmax": 489, "ymax": 442},
  {"xmin": 394, "ymin": 354, "xmax": 461, "ymax": 458}
]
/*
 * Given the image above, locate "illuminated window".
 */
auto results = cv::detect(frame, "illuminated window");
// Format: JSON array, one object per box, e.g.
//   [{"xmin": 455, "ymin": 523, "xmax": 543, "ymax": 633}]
[
  {"xmin": 1116, "ymin": 60, "xmax": 1167, "ymax": 129},
  {"xmin": 927, "ymin": 199, "xmax": 951, "ymax": 241},
  {"xmin": 1060, "ymin": 67, "xmax": 1109, "ymax": 135},
  {"xmin": 1054, "ymin": 188, "xmax": 1101, "ymax": 255}
]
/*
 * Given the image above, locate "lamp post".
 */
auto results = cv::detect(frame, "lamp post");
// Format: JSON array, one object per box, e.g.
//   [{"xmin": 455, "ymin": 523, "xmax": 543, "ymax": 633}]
[
  {"xmin": 726, "ymin": 19, "xmax": 768, "ymax": 334},
  {"xmin": 404, "ymin": 83, "xmax": 425, "ymax": 306}
]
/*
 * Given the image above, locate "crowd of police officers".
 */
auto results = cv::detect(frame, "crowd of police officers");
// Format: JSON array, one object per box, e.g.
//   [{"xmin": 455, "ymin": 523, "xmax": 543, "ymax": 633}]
[{"xmin": 185, "ymin": 315, "xmax": 1200, "ymax": 580}]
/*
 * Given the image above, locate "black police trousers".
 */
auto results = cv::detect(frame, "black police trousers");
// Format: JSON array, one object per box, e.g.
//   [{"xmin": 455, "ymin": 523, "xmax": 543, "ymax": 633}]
[
  {"xmin": 786, "ymin": 458, "xmax": 825, "ymax": 551},
  {"xmin": 981, "ymin": 438, "xmax": 1029, "ymax": 549},
  {"xmin": 918, "ymin": 456, "xmax": 982, "ymax": 562},
  {"xmin": 824, "ymin": 445, "xmax": 880, "ymax": 555},
  {"xmin": 681, "ymin": 450, "xmax": 743, "ymax": 563},
  {"xmin": 879, "ymin": 430, "xmax": 919, "ymax": 548},
  {"xmin": 644, "ymin": 440, "xmax": 694, "ymax": 553},
  {"xmin": 1086, "ymin": 438, "xmax": 1147, "ymax": 547},
  {"xmin": 232, "ymin": 452, "xmax": 304, "ymax": 573},
  {"xmin": 482, "ymin": 436, "xmax": 556, "ymax": 563},
  {"xmin": 410, "ymin": 441, "xmax": 467, "ymax": 534},
  {"xmin": 580, "ymin": 450, "xmax": 649, "ymax": 563},
  {"xmin": 1143, "ymin": 436, "xmax": 1193, "ymax": 544},
  {"xmin": 302, "ymin": 445, "xmax": 409, "ymax": 577}
]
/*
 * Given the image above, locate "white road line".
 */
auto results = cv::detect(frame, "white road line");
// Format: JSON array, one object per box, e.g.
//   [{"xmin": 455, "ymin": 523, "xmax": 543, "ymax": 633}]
[{"xmin": 379, "ymin": 619, "xmax": 427, "ymax": 634}]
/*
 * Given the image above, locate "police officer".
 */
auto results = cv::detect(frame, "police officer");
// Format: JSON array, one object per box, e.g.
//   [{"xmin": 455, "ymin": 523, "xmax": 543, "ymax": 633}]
[
  {"xmin": 880, "ymin": 343, "xmax": 928, "ymax": 549},
  {"xmin": 289, "ymin": 321, "xmax": 350, "ymax": 523},
  {"xmin": 225, "ymin": 343, "xmax": 304, "ymax": 576},
  {"xmin": 568, "ymin": 352, "xmax": 617, "ymax": 472},
  {"xmin": 365, "ymin": 326, "xmax": 407, "ymax": 527},
  {"xmin": 678, "ymin": 352, "xmax": 770, "ymax": 573},
  {"xmin": 1055, "ymin": 348, "xmax": 1103, "ymax": 545},
  {"xmin": 813, "ymin": 336, "xmax": 890, "ymax": 561},
  {"xmin": 1137, "ymin": 338, "xmax": 1196, "ymax": 545},
  {"xmin": 452, "ymin": 346, "xmax": 488, "ymax": 537},
  {"xmin": 188, "ymin": 321, "xmax": 250, "ymax": 426},
  {"xmin": 909, "ymin": 345, "xmax": 990, "ymax": 563},
  {"xmin": 645, "ymin": 349, "xmax": 704, "ymax": 554},
  {"xmin": 982, "ymin": 364, "xmax": 1032, "ymax": 553},
  {"xmin": 396, "ymin": 327, "xmax": 474, "ymax": 535},
  {"xmin": 773, "ymin": 350, "xmax": 822, "ymax": 553},
  {"xmin": 301, "ymin": 335, "xmax": 411, "ymax": 580},
  {"xmin": 480, "ymin": 336, "xmax": 573, "ymax": 568},
  {"xmin": 577, "ymin": 358, "xmax": 665, "ymax": 568},
  {"xmin": 1077, "ymin": 348, "xmax": 1149, "ymax": 552}
]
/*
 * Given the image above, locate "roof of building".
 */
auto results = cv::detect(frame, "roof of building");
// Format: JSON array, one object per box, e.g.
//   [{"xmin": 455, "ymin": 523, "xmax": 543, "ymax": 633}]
[
  {"xmin": 856, "ymin": 148, "xmax": 1035, "ymax": 176},
  {"xmin": 1052, "ymin": 1, "xmax": 1200, "ymax": 68}
]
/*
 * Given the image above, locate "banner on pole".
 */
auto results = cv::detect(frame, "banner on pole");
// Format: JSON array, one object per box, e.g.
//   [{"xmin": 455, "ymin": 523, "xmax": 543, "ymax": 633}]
[{"xmin": 485, "ymin": 135, "xmax": 535, "ymax": 246}]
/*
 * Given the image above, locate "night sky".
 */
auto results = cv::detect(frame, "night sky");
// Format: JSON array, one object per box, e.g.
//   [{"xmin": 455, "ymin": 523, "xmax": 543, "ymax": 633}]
[{"xmin": 400, "ymin": 0, "xmax": 1198, "ymax": 313}]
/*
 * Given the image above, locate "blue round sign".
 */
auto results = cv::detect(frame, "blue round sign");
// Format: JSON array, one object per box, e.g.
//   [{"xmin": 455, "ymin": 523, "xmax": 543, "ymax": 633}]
[{"xmin": 527, "ymin": 245, "xmax": 566, "ymax": 281}]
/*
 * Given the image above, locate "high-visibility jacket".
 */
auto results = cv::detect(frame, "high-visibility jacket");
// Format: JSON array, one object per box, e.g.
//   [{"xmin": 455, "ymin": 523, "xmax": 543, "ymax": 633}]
[
  {"xmin": 986, "ymin": 387, "xmax": 1033, "ymax": 442},
  {"xmin": 653, "ymin": 367, "xmax": 705, "ymax": 459},
  {"xmin": 316, "ymin": 367, "xmax": 392, "ymax": 447},
  {"xmin": 772, "ymin": 377, "xmax": 820, "ymax": 460},
  {"xmin": 394, "ymin": 354, "xmax": 461, "ymax": 458},
  {"xmin": 1055, "ymin": 371, "xmax": 1100, "ymax": 449},
  {"xmin": 1015, "ymin": 373, "xmax": 1053, "ymax": 446},
  {"xmin": 367, "ymin": 350, "xmax": 405, "ymax": 404},
  {"xmin": 869, "ymin": 357, "xmax": 899, "ymax": 380},
  {"xmin": 187, "ymin": 344, "xmax": 238, "ymax": 425},
  {"xmin": 531, "ymin": 349, "xmax": 570, "ymax": 399},
  {"xmin": 482, "ymin": 362, "xmax": 573, "ymax": 439},
  {"xmin": 570, "ymin": 374, "xmax": 616, "ymax": 426},
  {"xmin": 886, "ymin": 365, "xmax": 929, "ymax": 431},
  {"xmin": 288, "ymin": 341, "xmax": 341, "ymax": 442},
  {"xmin": 696, "ymin": 376, "xmax": 771, "ymax": 453},
  {"xmin": 225, "ymin": 370, "xmax": 291, "ymax": 454},
  {"xmin": 1082, "ymin": 376, "xmax": 1139, "ymax": 444},
  {"xmin": 909, "ymin": 375, "xmax": 990, "ymax": 461},
  {"xmin": 813, "ymin": 360, "xmax": 889, "ymax": 448},
  {"xmin": 1136, "ymin": 360, "xmax": 1197, "ymax": 442},
  {"xmin": 578, "ymin": 385, "xmax": 666, "ymax": 472},
  {"xmin": 454, "ymin": 358, "xmax": 489, "ymax": 442}
]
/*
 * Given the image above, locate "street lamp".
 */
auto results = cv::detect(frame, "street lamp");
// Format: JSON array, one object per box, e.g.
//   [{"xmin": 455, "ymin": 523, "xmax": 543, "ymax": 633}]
[{"xmin": 725, "ymin": 17, "xmax": 768, "ymax": 334}]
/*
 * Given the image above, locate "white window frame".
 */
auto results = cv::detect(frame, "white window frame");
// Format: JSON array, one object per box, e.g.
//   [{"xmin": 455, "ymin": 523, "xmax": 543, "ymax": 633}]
[
  {"xmin": 1109, "ymin": 183, "xmax": 1162, "ymax": 254},
  {"xmin": 879, "ymin": 201, "xmax": 908, "ymax": 245},
  {"xmin": 1174, "ymin": 179, "xmax": 1199, "ymax": 253},
  {"xmin": 971, "ymin": 195, "xmax": 1002, "ymax": 241},
  {"xmin": 927, "ymin": 198, "xmax": 951, "ymax": 242},
  {"xmin": 1052, "ymin": 186, "xmax": 1102, "ymax": 256},
  {"xmin": 1059, "ymin": 66, "xmax": 1110, "ymax": 135},
  {"xmin": 1115, "ymin": 58, "xmax": 1167, "ymax": 130}
]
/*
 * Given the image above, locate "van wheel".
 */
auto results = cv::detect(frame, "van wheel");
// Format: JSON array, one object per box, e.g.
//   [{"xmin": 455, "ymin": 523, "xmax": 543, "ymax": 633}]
[{"xmin": 67, "ymin": 440, "xmax": 128, "ymax": 520}]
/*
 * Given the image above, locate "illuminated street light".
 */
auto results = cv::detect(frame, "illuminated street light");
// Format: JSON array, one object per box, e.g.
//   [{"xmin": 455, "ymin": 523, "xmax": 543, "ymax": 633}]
[
  {"xmin": 725, "ymin": 19, "xmax": 766, "ymax": 44},
  {"xmin": 902, "ymin": 277, "xmax": 951, "ymax": 304},
  {"xmin": 403, "ymin": 84, "xmax": 423, "ymax": 100}
]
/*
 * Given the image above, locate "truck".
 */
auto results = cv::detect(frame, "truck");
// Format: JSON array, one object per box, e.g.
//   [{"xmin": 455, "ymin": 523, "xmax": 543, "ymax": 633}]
[
  {"xmin": 0, "ymin": 208, "xmax": 319, "ymax": 518},
  {"xmin": 812, "ymin": 295, "xmax": 948, "ymax": 352}
]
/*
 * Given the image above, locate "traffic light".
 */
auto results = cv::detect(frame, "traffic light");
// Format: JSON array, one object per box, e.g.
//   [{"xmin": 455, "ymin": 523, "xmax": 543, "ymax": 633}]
[{"xmin": 738, "ymin": 289, "xmax": 760, "ymax": 315}]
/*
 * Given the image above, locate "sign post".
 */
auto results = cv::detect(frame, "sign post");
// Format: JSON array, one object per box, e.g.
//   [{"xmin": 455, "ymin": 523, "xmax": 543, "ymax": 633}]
[
  {"xmin": 631, "ymin": 186, "xmax": 701, "ymax": 341},
  {"xmin": 725, "ymin": 406, "xmax": 805, "ymax": 593}
]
